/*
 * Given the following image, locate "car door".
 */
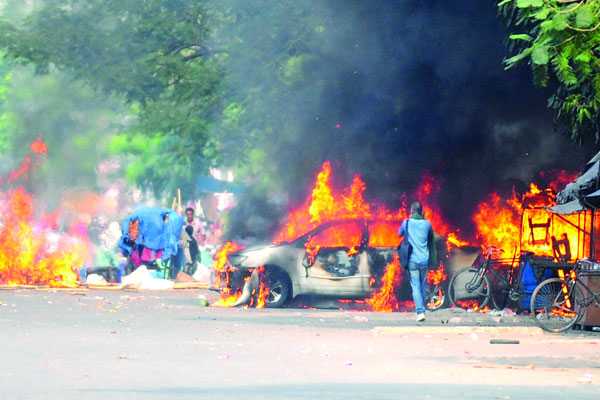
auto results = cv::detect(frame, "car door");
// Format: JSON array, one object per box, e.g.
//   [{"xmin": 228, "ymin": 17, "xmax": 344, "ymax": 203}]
[
  {"xmin": 302, "ymin": 221, "xmax": 370, "ymax": 297},
  {"xmin": 365, "ymin": 219, "xmax": 402, "ymax": 284}
]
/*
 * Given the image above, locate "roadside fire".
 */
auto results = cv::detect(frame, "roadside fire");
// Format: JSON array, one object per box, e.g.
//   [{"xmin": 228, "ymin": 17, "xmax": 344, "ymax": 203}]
[
  {"xmin": 213, "ymin": 242, "xmax": 272, "ymax": 308},
  {"xmin": 455, "ymin": 299, "xmax": 491, "ymax": 313},
  {"xmin": 214, "ymin": 241, "xmax": 243, "ymax": 276},
  {"xmin": 0, "ymin": 140, "xmax": 87, "ymax": 287},
  {"xmin": 251, "ymin": 266, "xmax": 270, "ymax": 309},
  {"xmin": 472, "ymin": 172, "xmax": 584, "ymax": 260},
  {"xmin": 213, "ymin": 241, "xmax": 244, "ymax": 306}
]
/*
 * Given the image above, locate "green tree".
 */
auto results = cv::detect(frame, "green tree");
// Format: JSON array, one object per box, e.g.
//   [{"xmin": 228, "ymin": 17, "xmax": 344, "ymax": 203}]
[
  {"xmin": 0, "ymin": 55, "xmax": 126, "ymax": 199},
  {"xmin": 499, "ymin": 0, "xmax": 600, "ymax": 142},
  {"xmin": 0, "ymin": 0, "xmax": 224, "ymax": 196}
]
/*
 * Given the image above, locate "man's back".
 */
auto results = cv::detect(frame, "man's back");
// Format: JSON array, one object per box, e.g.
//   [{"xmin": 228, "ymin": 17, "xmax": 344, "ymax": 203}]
[{"xmin": 400, "ymin": 217, "xmax": 432, "ymax": 266}]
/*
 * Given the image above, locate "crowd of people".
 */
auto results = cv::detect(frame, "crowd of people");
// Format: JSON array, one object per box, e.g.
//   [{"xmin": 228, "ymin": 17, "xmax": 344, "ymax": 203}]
[{"xmin": 82, "ymin": 204, "xmax": 224, "ymax": 285}]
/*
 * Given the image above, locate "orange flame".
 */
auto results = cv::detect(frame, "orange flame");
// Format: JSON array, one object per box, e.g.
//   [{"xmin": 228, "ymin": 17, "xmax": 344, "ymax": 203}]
[
  {"xmin": 0, "ymin": 140, "xmax": 87, "ymax": 287},
  {"xmin": 30, "ymin": 138, "xmax": 48, "ymax": 155},
  {"xmin": 213, "ymin": 287, "xmax": 241, "ymax": 307},
  {"xmin": 455, "ymin": 299, "xmax": 491, "ymax": 313},
  {"xmin": 472, "ymin": 192, "xmax": 521, "ymax": 256},
  {"xmin": 213, "ymin": 241, "xmax": 243, "ymax": 273},
  {"xmin": 472, "ymin": 171, "xmax": 587, "ymax": 261},
  {"xmin": 426, "ymin": 264, "xmax": 448, "ymax": 286},
  {"xmin": 274, "ymin": 161, "xmax": 467, "ymax": 251},
  {"xmin": 213, "ymin": 242, "xmax": 271, "ymax": 308},
  {"xmin": 213, "ymin": 241, "xmax": 244, "ymax": 305},
  {"xmin": 366, "ymin": 254, "xmax": 403, "ymax": 312},
  {"xmin": 253, "ymin": 266, "xmax": 270, "ymax": 309},
  {"xmin": 0, "ymin": 188, "xmax": 84, "ymax": 287}
]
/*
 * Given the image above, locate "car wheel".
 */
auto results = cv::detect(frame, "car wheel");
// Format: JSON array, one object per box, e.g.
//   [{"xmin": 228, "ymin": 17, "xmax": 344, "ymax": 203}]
[{"xmin": 265, "ymin": 269, "xmax": 291, "ymax": 308}]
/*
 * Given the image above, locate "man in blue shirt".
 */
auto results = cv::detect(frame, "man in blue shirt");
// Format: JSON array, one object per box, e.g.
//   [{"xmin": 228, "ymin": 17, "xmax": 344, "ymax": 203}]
[{"xmin": 399, "ymin": 201, "xmax": 436, "ymax": 322}]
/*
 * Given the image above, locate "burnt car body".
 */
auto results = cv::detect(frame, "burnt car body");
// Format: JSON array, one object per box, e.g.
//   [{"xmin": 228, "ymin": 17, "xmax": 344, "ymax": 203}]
[{"xmin": 223, "ymin": 219, "xmax": 441, "ymax": 308}]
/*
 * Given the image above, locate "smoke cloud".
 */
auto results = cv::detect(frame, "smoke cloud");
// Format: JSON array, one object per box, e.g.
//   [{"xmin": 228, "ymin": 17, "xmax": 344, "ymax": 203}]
[{"xmin": 214, "ymin": 1, "xmax": 595, "ymax": 240}]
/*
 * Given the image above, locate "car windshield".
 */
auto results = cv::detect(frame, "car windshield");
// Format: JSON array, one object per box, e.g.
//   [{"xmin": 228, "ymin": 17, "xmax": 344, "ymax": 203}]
[
  {"xmin": 368, "ymin": 220, "xmax": 401, "ymax": 248},
  {"xmin": 308, "ymin": 221, "xmax": 363, "ymax": 248}
]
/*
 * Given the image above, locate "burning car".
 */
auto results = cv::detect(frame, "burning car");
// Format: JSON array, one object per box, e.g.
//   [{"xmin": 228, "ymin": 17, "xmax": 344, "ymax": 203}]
[
  {"xmin": 211, "ymin": 161, "xmax": 470, "ymax": 310},
  {"xmin": 217, "ymin": 218, "xmax": 446, "ymax": 309}
]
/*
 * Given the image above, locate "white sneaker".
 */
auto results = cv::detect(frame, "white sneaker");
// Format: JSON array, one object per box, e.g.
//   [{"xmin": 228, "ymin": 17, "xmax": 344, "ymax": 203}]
[{"xmin": 416, "ymin": 313, "xmax": 426, "ymax": 322}]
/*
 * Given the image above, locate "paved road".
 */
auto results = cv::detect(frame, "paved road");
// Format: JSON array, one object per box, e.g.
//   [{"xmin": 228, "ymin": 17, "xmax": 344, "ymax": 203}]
[{"xmin": 1, "ymin": 289, "xmax": 599, "ymax": 399}]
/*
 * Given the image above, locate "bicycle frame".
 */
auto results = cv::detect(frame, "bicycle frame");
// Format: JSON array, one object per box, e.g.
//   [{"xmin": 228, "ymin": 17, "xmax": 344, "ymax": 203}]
[
  {"xmin": 568, "ymin": 272, "xmax": 600, "ymax": 310},
  {"xmin": 465, "ymin": 254, "xmax": 490, "ymax": 292},
  {"xmin": 465, "ymin": 251, "xmax": 519, "ymax": 299}
]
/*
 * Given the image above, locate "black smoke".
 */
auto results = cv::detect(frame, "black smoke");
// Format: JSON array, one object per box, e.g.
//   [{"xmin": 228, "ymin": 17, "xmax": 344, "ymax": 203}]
[{"xmin": 219, "ymin": 0, "xmax": 596, "ymax": 241}]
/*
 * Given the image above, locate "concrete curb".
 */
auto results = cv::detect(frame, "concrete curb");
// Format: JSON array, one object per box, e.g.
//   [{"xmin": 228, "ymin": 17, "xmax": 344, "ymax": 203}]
[{"xmin": 372, "ymin": 325, "xmax": 545, "ymax": 336}]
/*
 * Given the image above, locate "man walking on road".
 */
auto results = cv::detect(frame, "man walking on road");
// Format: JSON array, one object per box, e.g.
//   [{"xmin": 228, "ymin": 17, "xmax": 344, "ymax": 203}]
[{"xmin": 399, "ymin": 201, "xmax": 436, "ymax": 322}]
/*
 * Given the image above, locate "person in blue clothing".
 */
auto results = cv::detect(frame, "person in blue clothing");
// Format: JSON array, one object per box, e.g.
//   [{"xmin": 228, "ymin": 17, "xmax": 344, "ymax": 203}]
[{"xmin": 399, "ymin": 201, "xmax": 437, "ymax": 322}]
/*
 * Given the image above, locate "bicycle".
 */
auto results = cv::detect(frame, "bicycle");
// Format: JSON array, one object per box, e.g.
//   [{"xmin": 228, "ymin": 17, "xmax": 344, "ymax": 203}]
[
  {"xmin": 530, "ymin": 261, "xmax": 600, "ymax": 333},
  {"xmin": 448, "ymin": 246, "xmax": 521, "ymax": 310}
]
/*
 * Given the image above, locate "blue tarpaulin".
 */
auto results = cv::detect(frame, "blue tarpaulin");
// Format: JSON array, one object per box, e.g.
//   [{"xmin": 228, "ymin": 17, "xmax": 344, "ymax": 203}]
[{"xmin": 118, "ymin": 207, "xmax": 184, "ymax": 260}]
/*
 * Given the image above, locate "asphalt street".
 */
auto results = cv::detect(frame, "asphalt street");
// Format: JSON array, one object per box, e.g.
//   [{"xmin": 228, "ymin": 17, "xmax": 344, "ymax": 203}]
[{"xmin": 1, "ymin": 289, "xmax": 599, "ymax": 400}]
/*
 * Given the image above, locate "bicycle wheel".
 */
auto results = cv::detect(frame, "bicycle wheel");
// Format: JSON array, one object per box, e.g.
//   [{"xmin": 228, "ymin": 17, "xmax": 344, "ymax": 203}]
[
  {"xmin": 530, "ymin": 278, "xmax": 584, "ymax": 333},
  {"xmin": 448, "ymin": 268, "xmax": 492, "ymax": 310}
]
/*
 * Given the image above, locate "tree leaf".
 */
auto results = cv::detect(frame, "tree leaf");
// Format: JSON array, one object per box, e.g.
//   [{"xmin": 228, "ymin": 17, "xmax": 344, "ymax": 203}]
[
  {"xmin": 504, "ymin": 47, "xmax": 533, "ymax": 68},
  {"xmin": 576, "ymin": 5, "xmax": 595, "ymax": 28},
  {"xmin": 531, "ymin": 45, "xmax": 550, "ymax": 65},
  {"xmin": 533, "ymin": 7, "xmax": 551, "ymax": 20},
  {"xmin": 516, "ymin": 0, "xmax": 543, "ymax": 7},
  {"xmin": 516, "ymin": 0, "xmax": 532, "ymax": 8},
  {"xmin": 575, "ymin": 51, "xmax": 592, "ymax": 64},
  {"xmin": 552, "ymin": 13, "xmax": 569, "ymax": 31},
  {"xmin": 509, "ymin": 33, "xmax": 533, "ymax": 41}
]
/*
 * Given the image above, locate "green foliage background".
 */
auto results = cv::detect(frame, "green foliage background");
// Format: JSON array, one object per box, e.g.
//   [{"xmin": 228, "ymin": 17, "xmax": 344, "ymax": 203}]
[
  {"xmin": 0, "ymin": 0, "xmax": 355, "ymax": 198},
  {"xmin": 0, "ymin": 0, "xmax": 596, "ymax": 204},
  {"xmin": 500, "ymin": 0, "xmax": 600, "ymax": 142}
]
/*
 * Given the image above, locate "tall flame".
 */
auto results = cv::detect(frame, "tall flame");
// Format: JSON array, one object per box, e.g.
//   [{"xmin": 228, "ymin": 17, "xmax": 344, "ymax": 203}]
[
  {"xmin": 367, "ymin": 254, "xmax": 403, "ymax": 312},
  {"xmin": 0, "ymin": 188, "xmax": 84, "ymax": 287},
  {"xmin": 0, "ymin": 139, "xmax": 87, "ymax": 287},
  {"xmin": 274, "ymin": 161, "xmax": 466, "ymax": 250},
  {"xmin": 472, "ymin": 171, "xmax": 585, "ymax": 261},
  {"xmin": 213, "ymin": 241, "xmax": 245, "ymax": 307}
]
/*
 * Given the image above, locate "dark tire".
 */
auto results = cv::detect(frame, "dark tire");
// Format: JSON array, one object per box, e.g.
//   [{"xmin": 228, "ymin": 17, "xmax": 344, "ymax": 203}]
[
  {"xmin": 426, "ymin": 284, "xmax": 447, "ymax": 311},
  {"xmin": 448, "ymin": 268, "xmax": 492, "ymax": 310},
  {"xmin": 530, "ymin": 278, "xmax": 584, "ymax": 333},
  {"xmin": 265, "ymin": 269, "xmax": 291, "ymax": 308}
]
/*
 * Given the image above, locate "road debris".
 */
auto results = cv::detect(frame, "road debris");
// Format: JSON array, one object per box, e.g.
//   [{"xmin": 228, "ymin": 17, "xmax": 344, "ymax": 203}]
[{"xmin": 489, "ymin": 339, "xmax": 520, "ymax": 345}]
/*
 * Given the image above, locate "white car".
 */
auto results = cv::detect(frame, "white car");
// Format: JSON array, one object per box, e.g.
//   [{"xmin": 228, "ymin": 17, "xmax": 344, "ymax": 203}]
[{"xmin": 222, "ymin": 219, "xmax": 446, "ymax": 308}]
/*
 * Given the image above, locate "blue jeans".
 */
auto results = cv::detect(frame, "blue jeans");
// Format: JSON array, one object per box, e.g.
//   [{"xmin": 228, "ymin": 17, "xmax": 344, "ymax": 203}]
[{"xmin": 408, "ymin": 262, "xmax": 429, "ymax": 314}]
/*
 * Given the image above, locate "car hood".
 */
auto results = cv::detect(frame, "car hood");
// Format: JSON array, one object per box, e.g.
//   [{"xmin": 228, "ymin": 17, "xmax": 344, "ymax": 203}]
[{"xmin": 230, "ymin": 243, "xmax": 286, "ymax": 268}]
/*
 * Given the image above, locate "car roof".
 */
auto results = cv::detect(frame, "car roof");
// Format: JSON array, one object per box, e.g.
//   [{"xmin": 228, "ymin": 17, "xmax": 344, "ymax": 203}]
[{"xmin": 279, "ymin": 218, "xmax": 402, "ymax": 244}]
